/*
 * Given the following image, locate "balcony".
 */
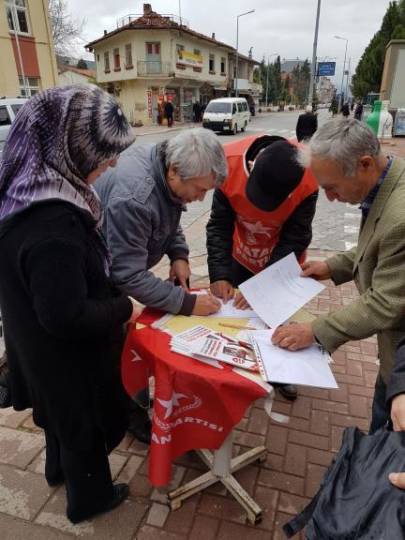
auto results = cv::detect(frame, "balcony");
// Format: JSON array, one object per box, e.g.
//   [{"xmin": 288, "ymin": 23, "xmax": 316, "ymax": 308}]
[{"xmin": 137, "ymin": 60, "xmax": 172, "ymax": 76}]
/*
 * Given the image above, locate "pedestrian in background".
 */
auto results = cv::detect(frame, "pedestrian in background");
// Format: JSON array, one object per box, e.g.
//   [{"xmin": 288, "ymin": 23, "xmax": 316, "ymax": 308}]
[
  {"xmin": 0, "ymin": 85, "xmax": 141, "ymax": 524},
  {"xmin": 354, "ymin": 101, "xmax": 364, "ymax": 121},
  {"xmin": 296, "ymin": 105, "xmax": 318, "ymax": 142},
  {"xmin": 165, "ymin": 99, "xmax": 174, "ymax": 127},
  {"xmin": 341, "ymin": 102, "xmax": 350, "ymax": 117}
]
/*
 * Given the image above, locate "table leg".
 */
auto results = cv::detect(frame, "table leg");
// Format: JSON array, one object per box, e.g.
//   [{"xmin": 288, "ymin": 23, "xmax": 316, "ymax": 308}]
[{"xmin": 168, "ymin": 435, "xmax": 267, "ymax": 524}]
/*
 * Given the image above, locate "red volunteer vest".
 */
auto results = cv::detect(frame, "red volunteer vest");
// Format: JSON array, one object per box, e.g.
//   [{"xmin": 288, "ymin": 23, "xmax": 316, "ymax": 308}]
[{"xmin": 221, "ymin": 135, "xmax": 318, "ymax": 274}]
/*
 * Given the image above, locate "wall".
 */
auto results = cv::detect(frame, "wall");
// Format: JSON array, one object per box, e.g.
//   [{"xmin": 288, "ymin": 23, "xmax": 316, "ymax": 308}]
[
  {"xmin": 0, "ymin": 0, "xmax": 57, "ymax": 97},
  {"xmin": 59, "ymin": 71, "xmax": 92, "ymax": 86},
  {"xmin": 390, "ymin": 48, "xmax": 405, "ymax": 109}
]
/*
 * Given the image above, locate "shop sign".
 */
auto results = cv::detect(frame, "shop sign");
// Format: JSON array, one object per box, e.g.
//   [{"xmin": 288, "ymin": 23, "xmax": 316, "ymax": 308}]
[{"xmin": 177, "ymin": 49, "xmax": 203, "ymax": 67}]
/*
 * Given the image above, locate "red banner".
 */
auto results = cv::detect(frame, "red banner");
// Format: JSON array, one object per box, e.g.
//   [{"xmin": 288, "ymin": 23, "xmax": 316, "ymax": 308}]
[{"xmin": 121, "ymin": 314, "xmax": 268, "ymax": 486}]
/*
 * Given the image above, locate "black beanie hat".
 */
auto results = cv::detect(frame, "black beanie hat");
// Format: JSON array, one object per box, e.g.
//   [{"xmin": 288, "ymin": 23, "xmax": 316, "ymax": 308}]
[{"xmin": 246, "ymin": 140, "xmax": 305, "ymax": 211}]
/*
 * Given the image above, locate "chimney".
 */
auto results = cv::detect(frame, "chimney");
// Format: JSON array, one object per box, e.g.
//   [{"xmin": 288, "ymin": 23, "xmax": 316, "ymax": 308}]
[
  {"xmin": 211, "ymin": 32, "xmax": 215, "ymax": 40},
  {"xmin": 103, "ymin": 29, "xmax": 107, "ymax": 36},
  {"xmin": 143, "ymin": 3, "xmax": 152, "ymax": 15}
]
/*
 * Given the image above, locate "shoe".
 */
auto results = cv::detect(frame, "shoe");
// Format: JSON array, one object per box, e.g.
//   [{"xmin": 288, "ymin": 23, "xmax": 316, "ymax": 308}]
[
  {"xmin": 68, "ymin": 483, "xmax": 129, "ymax": 524},
  {"xmin": 275, "ymin": 383, "xmax": 298, "ymax": 401},
  {"xmin": 46, "ymin": 473, "xmax": 65, "ymax": 487},
  {"xmin": 127, "ymin": 417, "xmax": 152, "ymax": 445}
]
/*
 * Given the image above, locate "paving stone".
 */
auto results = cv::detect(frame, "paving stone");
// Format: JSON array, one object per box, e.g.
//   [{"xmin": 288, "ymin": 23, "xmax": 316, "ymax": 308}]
[
  {"xmin": 146, "ymin": 502, "xmax": 170, "ymax": 527},
  {"xmin": 0, "ymin": 425, "xmax": 44, "ymax": 468},
  {"xmin": 189, "ymin": 515, "xmax": 220, "ymax": 540},
  {"xmin": 0, "ymin": 512, "xmax": 73, "ymax": 540},
  {"xmin": 0, "ymin": 464, "xmax": 53, "ymax": 520},
  {"xmin": 164, "ymin": 498, "xmax": 197, "ymax": 534},
  {"xmin": 136, "ymin": 525, "xmax": 187, "ymax": 540},
  {"xmin": 258, "ymin": 470, "xmax": 304, "ymax": 496},
  {"xmin": 252, "ymin": 485, "xmax": 278, "ymax": 531},
  {"xmin": 35, "ymin": 487, "xmax": 148, "ymax": 538},
  {"xmin": 284, "ymin": 444, "xmax": 307, "ymax": 477},
  {"xmin": 217, "ymin": 520, "xmax": 272, "ymax": 540},
  {"xmin": 0, "ymin": 407, "xmax": 32, "ymax": 429},
  {"xmin": 278, "ymin": 492, "xmax": 311, "ymax": 515}
]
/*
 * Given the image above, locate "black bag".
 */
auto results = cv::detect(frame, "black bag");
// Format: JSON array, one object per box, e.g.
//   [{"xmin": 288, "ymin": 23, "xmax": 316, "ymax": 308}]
[{"xmin": 284, "ymin": 427, "xmax": 405, "ymax": 539}]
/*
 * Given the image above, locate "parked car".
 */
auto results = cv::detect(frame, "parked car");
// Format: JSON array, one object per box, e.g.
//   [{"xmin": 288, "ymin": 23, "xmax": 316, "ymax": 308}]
[
  {"xmin": 202, "ymin": 97, "xmax": 250, "ymax": 135},
  {"xmin": 0, "ymin": 97, "xmax": 28, "ymax": 149}
]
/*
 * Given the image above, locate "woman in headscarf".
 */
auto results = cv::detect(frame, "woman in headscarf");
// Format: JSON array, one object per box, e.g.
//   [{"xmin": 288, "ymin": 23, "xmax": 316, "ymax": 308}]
[{"xmin": 0, "ymin": 85, "xmax": 140, "ymax": 524}]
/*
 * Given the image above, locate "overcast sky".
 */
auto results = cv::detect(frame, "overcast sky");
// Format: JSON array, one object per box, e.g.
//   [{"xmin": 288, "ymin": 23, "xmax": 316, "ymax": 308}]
[{"xmin": 68, "ymin": 0, "xmax": 392, "ymax": 88}]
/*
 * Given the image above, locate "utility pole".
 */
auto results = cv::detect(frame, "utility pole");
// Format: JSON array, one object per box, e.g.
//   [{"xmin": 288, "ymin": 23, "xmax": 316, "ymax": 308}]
[
  {"xmin": 235, "ymin": 10, "xmax": 255, "ymax": 97},
  {"xmin": 308, "ymin": 0, "xmax": 321, "ymax": 109},
  {"xmin": 345, "ymin": 57, "xmax": 351, "ymax": 102}
]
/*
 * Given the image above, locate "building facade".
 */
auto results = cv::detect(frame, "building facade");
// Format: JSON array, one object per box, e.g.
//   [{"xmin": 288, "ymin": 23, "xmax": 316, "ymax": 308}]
[
  {"xmin": 0, "ymin": 0, "xmax": 58, "ymax": 98},
  {"xmin": 380, "ymin": 39, "xmax": 405, "ymax": 109},
  {"xmin": 317, "ymin": 76, "xmax": 335, "ymax": 104},
  {"xmin": 86, "ymin": 4, "xmax": 260, "ymax": 125},
  {"xmin": 58, "ymin": 65, "xmax": 96, "ymax": 87}
]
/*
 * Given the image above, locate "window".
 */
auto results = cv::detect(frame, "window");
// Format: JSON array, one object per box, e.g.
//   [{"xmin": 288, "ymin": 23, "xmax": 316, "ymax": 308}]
[
  {"xmin": 194, "ymin": 49, "xmax": 200, "ymax": 56},
  {"xmin": 232, "ymin": 104, "xmax": 237, "ymax": 114},
  {"xmin": 220, "ymin": 57, "xmax": 226, "ymax": 74},
  {"xmin": 11, "ymin": 103, "xmax": 23, "ymax": 115},
  {"xmin": 237, "ymin": 103, "xmax": 243, "ymax": 112},
  {"xmin": 209, "ymin": 54, "xmax": 215, "ymax": 73},
  {"xmin": 19, "ymin": 76, "xmax": 40, "ymax": 97},
  {"xmin": 205, "ymin": 102, "xmax": 232, "ymax": 113},
  {"xmin": 0, "ymin": 106, "xmax": 11, "ymax": 126},
  {"xmin": 97, "ymin": 54, "xmax": 100, "ymax": 62},
  {"xmin": 104, "ymin": 51, "xmax": 110, "ymax": 73},
  {"xmin": 113, "ymin": 48, "xmax": 120, "ymax": 70},
  {"xmin": 146, "ymin": 42, "xmax": 160, "ymax": 55},
  {"xmin": 125, "ymin": 44, "xmax": 133, "ymax": 68},
  {"xmin": 5, "ymin": 0, "xmax": 30, "ymax": 35},
  {"xmin": 176, "ymin": 43, "xmax": 185, "ymax": 61}
]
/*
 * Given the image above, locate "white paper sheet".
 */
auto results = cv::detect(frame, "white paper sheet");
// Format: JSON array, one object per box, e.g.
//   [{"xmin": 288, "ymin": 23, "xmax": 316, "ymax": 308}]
[
  {"xmin": 239, "ymin": 253, "xmax": 325, "ymax": 328},
  {"xmin": 249, "ymin": 329, "xmax": 337, "ymax": 389},
  {"xmin": 209, "ymin": 298, "xmax": 258, "ymax": 319}
]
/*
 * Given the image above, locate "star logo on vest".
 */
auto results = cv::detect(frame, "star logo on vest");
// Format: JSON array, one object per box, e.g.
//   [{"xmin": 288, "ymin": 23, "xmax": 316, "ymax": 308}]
[
  {"xmin": 130, "ymin": 349, "xmax": 143, "ymax": 362},
  {"xmin": 157, "ymin": 392, "xmax": 187, "ymax": 419},
  {"xmin": 238, "ymin": 217, "xmax": 274, "ymax": 245}
]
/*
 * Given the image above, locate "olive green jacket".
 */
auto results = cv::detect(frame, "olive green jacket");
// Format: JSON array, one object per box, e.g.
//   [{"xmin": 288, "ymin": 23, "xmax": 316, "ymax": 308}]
[{"xmin": 313, "ymin": 157, "xmax": 405, "ymax": 382}]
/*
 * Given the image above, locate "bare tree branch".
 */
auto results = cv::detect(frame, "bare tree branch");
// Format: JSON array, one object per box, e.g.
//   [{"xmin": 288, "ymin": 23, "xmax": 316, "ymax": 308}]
[{"xmin": 48, "ymin": 0, "xmax": 85, "ymax": 56}]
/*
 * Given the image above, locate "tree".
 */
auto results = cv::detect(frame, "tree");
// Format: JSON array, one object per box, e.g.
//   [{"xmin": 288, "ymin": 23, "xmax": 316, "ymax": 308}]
[
  {"xmin": 290, "ymin": 60, "xmax": 311, "ymax": 105},
  {"xmin": 48, "ymin": 0, "xmax": 85, "ymax": 56},
  {"xmin": 76, "ymin": 58, "xmax": 88, "ymax": 69},
  {"xmin": 351, "ymin": 1, "xmax": 405, "ymax": 99}
]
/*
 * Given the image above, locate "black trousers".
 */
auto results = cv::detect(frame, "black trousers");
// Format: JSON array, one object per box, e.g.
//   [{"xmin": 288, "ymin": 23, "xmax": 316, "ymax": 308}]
[{"xmin": 45, "ymin": 429, "xmax": 114, "ymax": 522}]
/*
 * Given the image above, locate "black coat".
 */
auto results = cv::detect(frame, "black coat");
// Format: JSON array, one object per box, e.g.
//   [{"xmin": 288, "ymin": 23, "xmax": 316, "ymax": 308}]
[
  {"xmin": 206, "ymin": 188, "xmax": 318, "ymax": 283},
  {"xmin": 387, "ymin": 337, "xmax": 405, "ymax": 403},
  {"xmin": 296, "ymin": 112, "xmax": 318, "ymax": 142},
  {"xmin": 0, "ymin": 201, "xmax": 132, "ymax": 451}
]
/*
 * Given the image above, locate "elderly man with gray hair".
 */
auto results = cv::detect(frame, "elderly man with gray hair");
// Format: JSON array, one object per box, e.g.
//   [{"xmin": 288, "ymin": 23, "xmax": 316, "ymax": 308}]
[
  {"xmin": 272, "ymin": 117, "xmax": 405, "ymax": 436},
  {"xmin": 95, "ymin": 128, "xmax": 226, "ymax": 442}
]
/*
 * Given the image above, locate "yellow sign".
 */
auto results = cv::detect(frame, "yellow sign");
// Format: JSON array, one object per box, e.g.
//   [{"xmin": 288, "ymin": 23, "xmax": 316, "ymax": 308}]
[{"xmin": 177, "ymin": 49, "xmax": 203, "ymax": 67}]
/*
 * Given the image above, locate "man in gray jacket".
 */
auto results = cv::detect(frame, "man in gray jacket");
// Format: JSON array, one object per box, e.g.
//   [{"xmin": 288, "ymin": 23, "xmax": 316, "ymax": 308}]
[{"xmin": 95, "ymin": 128, "xmax": 227, "ymax": 442}]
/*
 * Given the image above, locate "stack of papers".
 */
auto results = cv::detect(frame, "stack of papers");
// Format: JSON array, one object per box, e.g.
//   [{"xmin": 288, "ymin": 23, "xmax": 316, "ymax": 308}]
[
  {"xmin": 239, "ymin": 253, "xmax": 325, "ymax": 328},
  {"xmin": 170, "ymin": 325, "xmax": 258, "ymax": 372},
  {"xmin": 249, "ymin": 329, "xmax": 338, "ymax": 389}
]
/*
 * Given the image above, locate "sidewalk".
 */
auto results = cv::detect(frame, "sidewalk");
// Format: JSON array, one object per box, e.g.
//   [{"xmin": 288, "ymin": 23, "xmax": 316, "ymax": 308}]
[{"xmin": 0, "ymin": 134, "xmax": 404, "ymax": 540}]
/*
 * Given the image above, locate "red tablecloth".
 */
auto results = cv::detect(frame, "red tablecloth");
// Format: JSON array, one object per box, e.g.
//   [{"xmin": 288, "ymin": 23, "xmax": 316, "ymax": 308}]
[{"xmin": 121, "ymin": 309, "xmax": 268, "ymax": 486}]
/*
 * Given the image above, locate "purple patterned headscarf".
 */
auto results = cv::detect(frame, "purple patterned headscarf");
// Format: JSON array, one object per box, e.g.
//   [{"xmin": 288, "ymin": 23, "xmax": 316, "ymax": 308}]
[{"xmin": 0, "ymin": 84, "xmax": 135, "ymax": 224}]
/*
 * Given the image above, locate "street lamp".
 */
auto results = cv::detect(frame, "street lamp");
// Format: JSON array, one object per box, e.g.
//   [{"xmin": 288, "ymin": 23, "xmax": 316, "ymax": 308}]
[
  {"xmin": 334, "ymin": 35, "xmax": 348, "ymax": 112},
  {"xmin": 235, "ymin": 9, "xmax": 255, "ymax": 97},
  {"xmin": 265, "ymin": 53, "xmax": 279, "ymax": 107},
  {"xmin": 308, "ymin": 0, "xmax": 322, "ymax": 109}
]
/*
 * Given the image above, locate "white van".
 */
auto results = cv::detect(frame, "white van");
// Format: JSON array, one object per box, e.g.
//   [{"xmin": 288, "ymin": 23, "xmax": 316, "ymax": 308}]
[
  {"xmin": 202, "ymin": 97, "xmax": 250, "ymax": 135},
  {"xmin": 0, "ymin": 98, "xmax": 27, "ymax": 156}
]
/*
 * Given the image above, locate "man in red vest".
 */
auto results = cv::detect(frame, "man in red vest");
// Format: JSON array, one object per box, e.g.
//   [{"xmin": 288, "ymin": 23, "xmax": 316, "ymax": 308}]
[{"xmin": 207, "ymin": 135, "xmax": 318, "ymax": 401}]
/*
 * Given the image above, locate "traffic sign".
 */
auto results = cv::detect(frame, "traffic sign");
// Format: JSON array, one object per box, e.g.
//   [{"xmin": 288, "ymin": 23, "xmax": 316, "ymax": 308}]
[{"xmin": 317, "ymin": 62, "xmax": 336, "ymax": 76}]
